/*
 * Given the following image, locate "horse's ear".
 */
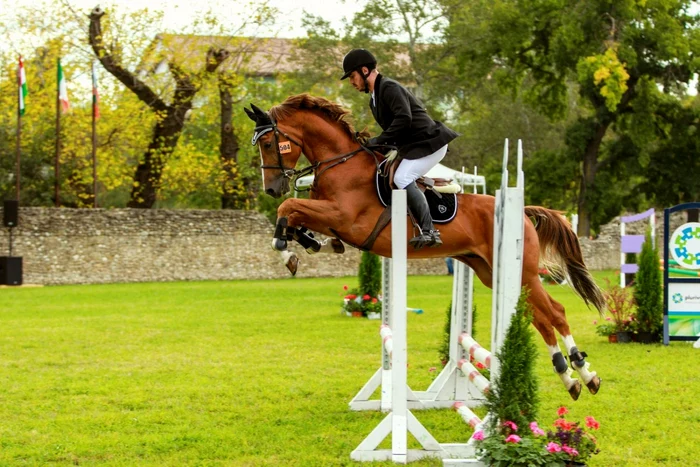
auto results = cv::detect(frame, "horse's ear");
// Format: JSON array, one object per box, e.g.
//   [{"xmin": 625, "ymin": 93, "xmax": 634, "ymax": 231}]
[
  {"xmin": 244, "ymin": 107, "xmax": 256, "ymax": 122},
  {"xmin": 251, "ymin": 103, "xmax": 267, "ymax": 118}
]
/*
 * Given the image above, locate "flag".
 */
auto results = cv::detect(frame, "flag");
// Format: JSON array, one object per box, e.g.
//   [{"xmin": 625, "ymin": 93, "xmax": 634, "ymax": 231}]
[
  {"xmin": 57, "ymin": 58, "xmax": 70, "ymax": 113},
  {"xmin": 92, "ymin": 61, "xmax": 100, "ymax": 120},
  {"xmin": 18, "ymin": 56, "xmax": 28, "ymax": 116}
]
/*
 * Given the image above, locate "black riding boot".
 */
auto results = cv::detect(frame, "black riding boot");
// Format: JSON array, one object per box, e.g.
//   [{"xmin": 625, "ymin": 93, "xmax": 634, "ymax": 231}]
[{"xmin": 405, "ymin": 182, "xmax": 442, "ymax": 249}]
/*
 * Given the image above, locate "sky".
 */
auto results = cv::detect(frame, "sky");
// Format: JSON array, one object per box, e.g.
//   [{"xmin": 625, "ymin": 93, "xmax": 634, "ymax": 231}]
[{"xmin": 0, "ymin": 0, "xmax": 365, "ymax": 38}]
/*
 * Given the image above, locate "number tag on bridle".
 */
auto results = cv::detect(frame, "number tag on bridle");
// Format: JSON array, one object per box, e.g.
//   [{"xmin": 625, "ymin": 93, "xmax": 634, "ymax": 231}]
[{"xmin": 279, "ymin": 141, "xmax": 292, "ymax": 154}]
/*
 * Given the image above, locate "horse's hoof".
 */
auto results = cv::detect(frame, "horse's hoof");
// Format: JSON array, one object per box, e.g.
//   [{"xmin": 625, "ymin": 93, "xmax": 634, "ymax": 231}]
[
  {"xmin": 586, "ymin": 376, "xmax": 601, "ymax": 395},
  {"xmin": 286, "ymin": 254, "xmax": 299, "ymax": 276},
  {"xmin": 568, "ymin": 380, "xmax": 582, "ymax": 401},
  {"xmin": 331, "ymin": 238, "xmax": 345, "ymax": 254}
]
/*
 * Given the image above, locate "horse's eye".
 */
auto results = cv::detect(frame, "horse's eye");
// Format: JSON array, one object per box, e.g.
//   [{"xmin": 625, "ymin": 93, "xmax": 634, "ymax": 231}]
[{"xmin": 263, "ymin": 142, "xmax": 272, "ymax": 149}]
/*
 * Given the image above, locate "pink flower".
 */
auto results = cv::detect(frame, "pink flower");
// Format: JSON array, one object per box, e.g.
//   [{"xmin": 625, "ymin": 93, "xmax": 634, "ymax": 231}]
[
  {"xmin": 345, "ymin": 294, "xmax": 357, "ymax": 300},
  {"xmin": 554, "ymin": 418, "xmax": 574, "ymax": 431},
  {"xmin": 503, "ymin": 421, "xmax": 518, "ymax": 432},
  {"xmin": 505, "ymin": 434, "xmax": 521, "ymax": 443},
  {"xmin": 585, "ymin": 416, "xmax": 600, "ymax": 430},
  {"xmin": 562, "ymin": 445, "xmax": 579, "ymax": 456},
  {"xmin": 546, "ymin": 442, "xmax": 562, "ymax": 453},
  {"xmin": 363, "ymin": 294, "xmax": 370, "ymax": 300},
  {"xmin": 557, "ymin": 406, "xmax": 569, "ymax": 416},
  {"xmin": 371, "ymin": 298, "xmax": 378, "ymax": 304},
  {"xmin": 343, "ymin": 285, "xmax": 348, "ymax": 290},
  {"xmin": 476, "ymin": 362, "xmax": 485, "ymax": 370},
  {"xmin": 529, "ymin": 421, "xmax": 545, "ymax": 436},
  {"xmin": 472, "ymin": 430, "xmax": 484, "ymax": 441}
]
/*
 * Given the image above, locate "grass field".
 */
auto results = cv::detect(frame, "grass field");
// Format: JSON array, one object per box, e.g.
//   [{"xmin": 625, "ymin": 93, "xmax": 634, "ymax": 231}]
[{"xmin": 1, "ymin": 271, "xmax": 699, "ymax": 466}]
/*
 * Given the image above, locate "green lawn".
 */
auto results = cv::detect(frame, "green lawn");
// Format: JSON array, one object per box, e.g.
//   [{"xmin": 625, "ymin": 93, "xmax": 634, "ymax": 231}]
[{"xmin": 0, "ymin": 272, "xmax": 698, "ymax": 466}]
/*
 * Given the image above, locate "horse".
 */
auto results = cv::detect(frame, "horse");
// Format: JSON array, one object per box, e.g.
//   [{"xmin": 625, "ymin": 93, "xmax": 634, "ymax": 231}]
[{"xmin": 244, "ymin": 93, "xmax": 605, "ymax": 401}]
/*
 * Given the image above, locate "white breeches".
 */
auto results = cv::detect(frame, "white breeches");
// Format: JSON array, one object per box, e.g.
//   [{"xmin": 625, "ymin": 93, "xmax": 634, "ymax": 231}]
[{"xmin": 394, "ymin": 144, "xmax": 448, "ymax": 189}]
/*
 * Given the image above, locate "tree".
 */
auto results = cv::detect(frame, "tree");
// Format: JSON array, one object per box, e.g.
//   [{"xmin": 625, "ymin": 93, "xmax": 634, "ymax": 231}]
[
  {"xmin": 444, "ymin": 0, "xmax": 700, "ymax": 235},
  {"xmin": 88, "ymin": 8, "xmax": 230, "ymax": 208}
]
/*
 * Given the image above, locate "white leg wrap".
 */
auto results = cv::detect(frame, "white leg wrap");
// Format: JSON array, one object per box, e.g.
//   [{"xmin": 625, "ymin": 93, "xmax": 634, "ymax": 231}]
[{"xmin": 281, "ymin": 250, "xmax": 295, "ymax": 263}]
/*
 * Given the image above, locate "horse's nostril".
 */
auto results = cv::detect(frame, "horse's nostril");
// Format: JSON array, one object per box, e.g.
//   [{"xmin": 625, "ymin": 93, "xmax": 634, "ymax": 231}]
[{"xmin": 266, "ymin": 188, "xmax": 276, "ymax": 196}]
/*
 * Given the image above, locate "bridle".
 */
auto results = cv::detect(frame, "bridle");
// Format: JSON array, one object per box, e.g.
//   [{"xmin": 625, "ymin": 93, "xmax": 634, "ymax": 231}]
[
  {"xmin": 253, "ymin": 115, "xmax": 304, "ymax": 179},
  {"xmin": 252, "ymin": 114, "xmax": 379, "ymax": 192}
]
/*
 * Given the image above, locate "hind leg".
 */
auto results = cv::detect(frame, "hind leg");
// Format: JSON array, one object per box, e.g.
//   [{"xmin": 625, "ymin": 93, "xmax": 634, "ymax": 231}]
[
  {"xmin": 527, "ymin": 281, "xmax": 584, "ymax": 400},
  {"xmin": 546, "ymin": 294, "xmax": 601, "ymax": 395}
]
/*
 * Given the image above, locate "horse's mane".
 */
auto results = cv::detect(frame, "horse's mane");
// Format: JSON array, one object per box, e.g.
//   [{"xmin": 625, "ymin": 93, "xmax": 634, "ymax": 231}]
[{"xmin": 269, "ymin": 93, "xmax": 360, "ymax": 138}]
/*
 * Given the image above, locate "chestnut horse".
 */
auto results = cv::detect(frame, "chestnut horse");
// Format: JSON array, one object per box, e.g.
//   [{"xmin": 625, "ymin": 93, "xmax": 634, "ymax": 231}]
[{"xmin": 244, "ymin": 93, "xmax": 605, "ymax": 400}]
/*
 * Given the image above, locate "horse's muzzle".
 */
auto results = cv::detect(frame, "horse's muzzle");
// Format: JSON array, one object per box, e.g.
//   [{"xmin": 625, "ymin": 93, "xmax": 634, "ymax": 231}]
[{"xmin": 264, "ymin": 177, "xmax": 290, "ymax": 198}]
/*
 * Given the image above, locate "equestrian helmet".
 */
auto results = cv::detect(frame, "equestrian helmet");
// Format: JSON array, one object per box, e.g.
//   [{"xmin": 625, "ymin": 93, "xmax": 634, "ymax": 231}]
[{"xmin": 340, "ymin": 49, "xmax": 377, "ymax": 80}]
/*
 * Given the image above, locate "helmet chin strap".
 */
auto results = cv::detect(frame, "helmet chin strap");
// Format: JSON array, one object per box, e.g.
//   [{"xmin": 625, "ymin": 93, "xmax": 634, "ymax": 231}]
[{"xmin": 362, "ymin": 70, "xmax": 370, "ymax": 94}]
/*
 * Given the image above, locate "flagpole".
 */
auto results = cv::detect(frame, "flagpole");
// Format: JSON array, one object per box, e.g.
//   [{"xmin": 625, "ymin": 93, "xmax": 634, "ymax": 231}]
[
  {"xmin": 55, "ymin": 58, "xmax": 61, "ymax": 208},
  {"xmin": 15, "ymin": 57, "xmax": 22, "ymax": 202},
  {"xmin": 16, "ymin": 82, "xmax": 21, "ymax": 202},
  {"xmin": 92, "ymin": 62, "xmax": 98, "ymax": 208}
]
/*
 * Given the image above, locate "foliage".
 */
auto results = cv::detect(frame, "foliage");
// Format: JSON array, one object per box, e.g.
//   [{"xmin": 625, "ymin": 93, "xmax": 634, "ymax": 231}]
[
  {"xmin": 358, "ymin": 251, "xmax": 381, "ymax": 298},
  {"xmin": 484, "ymin": 290, "xmax": 539, "ymax": 433},
  {"xmin": 602, "ymin": 278, "xmax": 637, "ymax": 332},
  {"xmin": 633, "ymin": 230, "xmax": 663, "ymax": 335},
  {"xmin": 444, "ymin": 0, "xmax": 700, "ymax": 235}
]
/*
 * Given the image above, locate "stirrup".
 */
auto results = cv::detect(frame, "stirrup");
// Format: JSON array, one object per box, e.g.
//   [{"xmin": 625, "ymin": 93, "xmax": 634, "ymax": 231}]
[{"xmin": 408, "ymin": 230, "xmax": 442, "ymax": 250}]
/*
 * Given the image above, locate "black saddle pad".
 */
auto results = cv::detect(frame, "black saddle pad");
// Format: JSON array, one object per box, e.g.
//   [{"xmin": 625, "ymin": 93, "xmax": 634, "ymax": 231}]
[{"xmin": 375, "ymin": 160, "xmax": 458, "ymax": 224}]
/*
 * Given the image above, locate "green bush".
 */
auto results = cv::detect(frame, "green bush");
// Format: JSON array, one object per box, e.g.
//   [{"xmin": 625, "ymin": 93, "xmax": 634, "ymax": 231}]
[
  {"xmin": 484, "ymin": 290, "xmax": 539, "ymax": 432},
  {"xmin": 358, "ymin": 251, "xmax": 381, "ymax": 298},
  {"xmin": 438, "ymin": 301, "xmax": 478, "ymax": 366},
  {"xmin": 633, "ymin": 229, "xmax": 663, "ymax": 336}
]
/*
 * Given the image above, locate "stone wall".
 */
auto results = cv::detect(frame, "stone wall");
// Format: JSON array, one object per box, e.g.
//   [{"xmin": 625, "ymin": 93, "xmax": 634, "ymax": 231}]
[
  {"xmin": 578, "ymin": 211, "xmax": 688, "ymax": 270},
  {"xmin": 0, "ymin": 207, "xmax": 691, "ymax": 286},
  {"xmin": 0, "ymin": 208, "xmax": 449, "ymax": 285}
]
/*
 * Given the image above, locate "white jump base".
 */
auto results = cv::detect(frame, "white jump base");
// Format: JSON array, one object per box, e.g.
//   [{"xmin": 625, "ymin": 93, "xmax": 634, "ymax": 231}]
[{"xmin": 350, "ymin": 140, "xmax": 525, "ymax": 465}]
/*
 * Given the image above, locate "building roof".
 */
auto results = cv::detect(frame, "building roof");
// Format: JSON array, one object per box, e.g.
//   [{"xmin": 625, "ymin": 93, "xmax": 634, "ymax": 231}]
[{"xmin": 140, "ymin": 35, "xmax": 302, "ymax": 76}]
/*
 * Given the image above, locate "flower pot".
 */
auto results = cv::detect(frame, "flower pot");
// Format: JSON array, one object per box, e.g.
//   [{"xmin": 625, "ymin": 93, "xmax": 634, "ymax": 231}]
[
  {"xmin": 616, "ymin": 331, "xmax": 633, "ymax": 343},
  {"xmin": 366, "ymin": 312, "xmax": 381, "ymax": 320},
  {"xmin": 351, "ymin": 311, "xmax": 364, "ymax": 317},
  {"xmin": 607, "ymin": 333, "xmax": 618, "ymax": 343},
  {"xmin": 637, "ymin": 331, "xmax": 658, "ymax": 344}
]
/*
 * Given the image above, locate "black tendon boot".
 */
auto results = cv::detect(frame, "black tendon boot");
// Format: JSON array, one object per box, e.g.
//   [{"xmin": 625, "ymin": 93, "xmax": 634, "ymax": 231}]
[{"xmin": 405, "ymin": 182, "xmax": 442, "ymax": 249}]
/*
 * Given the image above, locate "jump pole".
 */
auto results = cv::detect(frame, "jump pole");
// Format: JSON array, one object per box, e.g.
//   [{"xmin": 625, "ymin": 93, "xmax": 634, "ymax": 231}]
[{"xmin": 351, "ymin": 190, "xmax": 472, "ymax": 463}]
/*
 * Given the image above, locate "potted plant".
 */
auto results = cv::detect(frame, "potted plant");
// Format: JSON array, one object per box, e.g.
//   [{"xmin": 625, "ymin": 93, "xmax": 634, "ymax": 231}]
[
  {"xmin": 475, "ymin": 407, "xmax": 600, "ymax": 466},
  {"xmin": 593, "ymin": 318, "xmax": 618, "ymax": 343},
  {"xmin": 341, "ymin": 252, "xmax": 383, "ymax": 318},
  {"xmin": 633, "ymin": 230, "xmax": 663, "ymax": 343},
  {"xmin": 341, "ymin": 286, "xmax": 382, "ymax": 318},
  {"xmin": 602, "ymin": 279, "xmax": 637, "ymax": 343}
]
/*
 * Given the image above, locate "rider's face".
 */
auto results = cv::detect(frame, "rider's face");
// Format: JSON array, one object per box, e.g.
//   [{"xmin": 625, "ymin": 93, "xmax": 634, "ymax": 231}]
[{"xmin": 348, "ymin": 69, "xmax": 366, "ymax": 92}]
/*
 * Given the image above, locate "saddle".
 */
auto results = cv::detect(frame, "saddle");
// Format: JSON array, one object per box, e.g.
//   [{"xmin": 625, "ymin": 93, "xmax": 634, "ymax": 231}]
[{"xmin": 375, "ymin": 159, "xmax": 459, "ymax": 224}]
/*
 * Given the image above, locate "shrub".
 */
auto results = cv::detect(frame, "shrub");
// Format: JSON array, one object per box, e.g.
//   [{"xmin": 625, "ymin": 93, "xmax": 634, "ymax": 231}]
[
  {"xmin": 633, "ymin": 229, "xmax": 663, "ymax": 336},
  {"xmin": 358, "ymin": 252, "xmax": 381, "ymax": 298},
  {"xmin": 484, "ymin": 290, "xmax": 539, "ymax": 432}
]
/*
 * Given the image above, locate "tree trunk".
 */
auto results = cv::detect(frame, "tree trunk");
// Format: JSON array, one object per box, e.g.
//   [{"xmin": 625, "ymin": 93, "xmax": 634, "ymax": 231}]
[
  {"xmin": 128, "ymin": 111, "xmax": 187, "ymax": 208},
  {"xmin": 218, "ymin": 80, "xmax": 241, "ymax": 209},
  {"xmin": 89, "ymin": 7, "xmax": 229, "ymax": 209},
  {"xmin": 576, "ymin": 121, "xmax": 611, "ymax": 237}
]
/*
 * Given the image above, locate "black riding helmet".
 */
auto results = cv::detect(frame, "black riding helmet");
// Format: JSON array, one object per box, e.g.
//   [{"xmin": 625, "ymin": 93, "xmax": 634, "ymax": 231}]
[{"xmin": 340, "ymin": 48, "xmax": 377, "ymax": 80}]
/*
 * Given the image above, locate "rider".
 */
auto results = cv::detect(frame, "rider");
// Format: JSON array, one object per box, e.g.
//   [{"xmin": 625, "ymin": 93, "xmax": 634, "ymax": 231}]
[{"xmin": 340, "ymin": 48, "xmax": 459, "ymax": 249}]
